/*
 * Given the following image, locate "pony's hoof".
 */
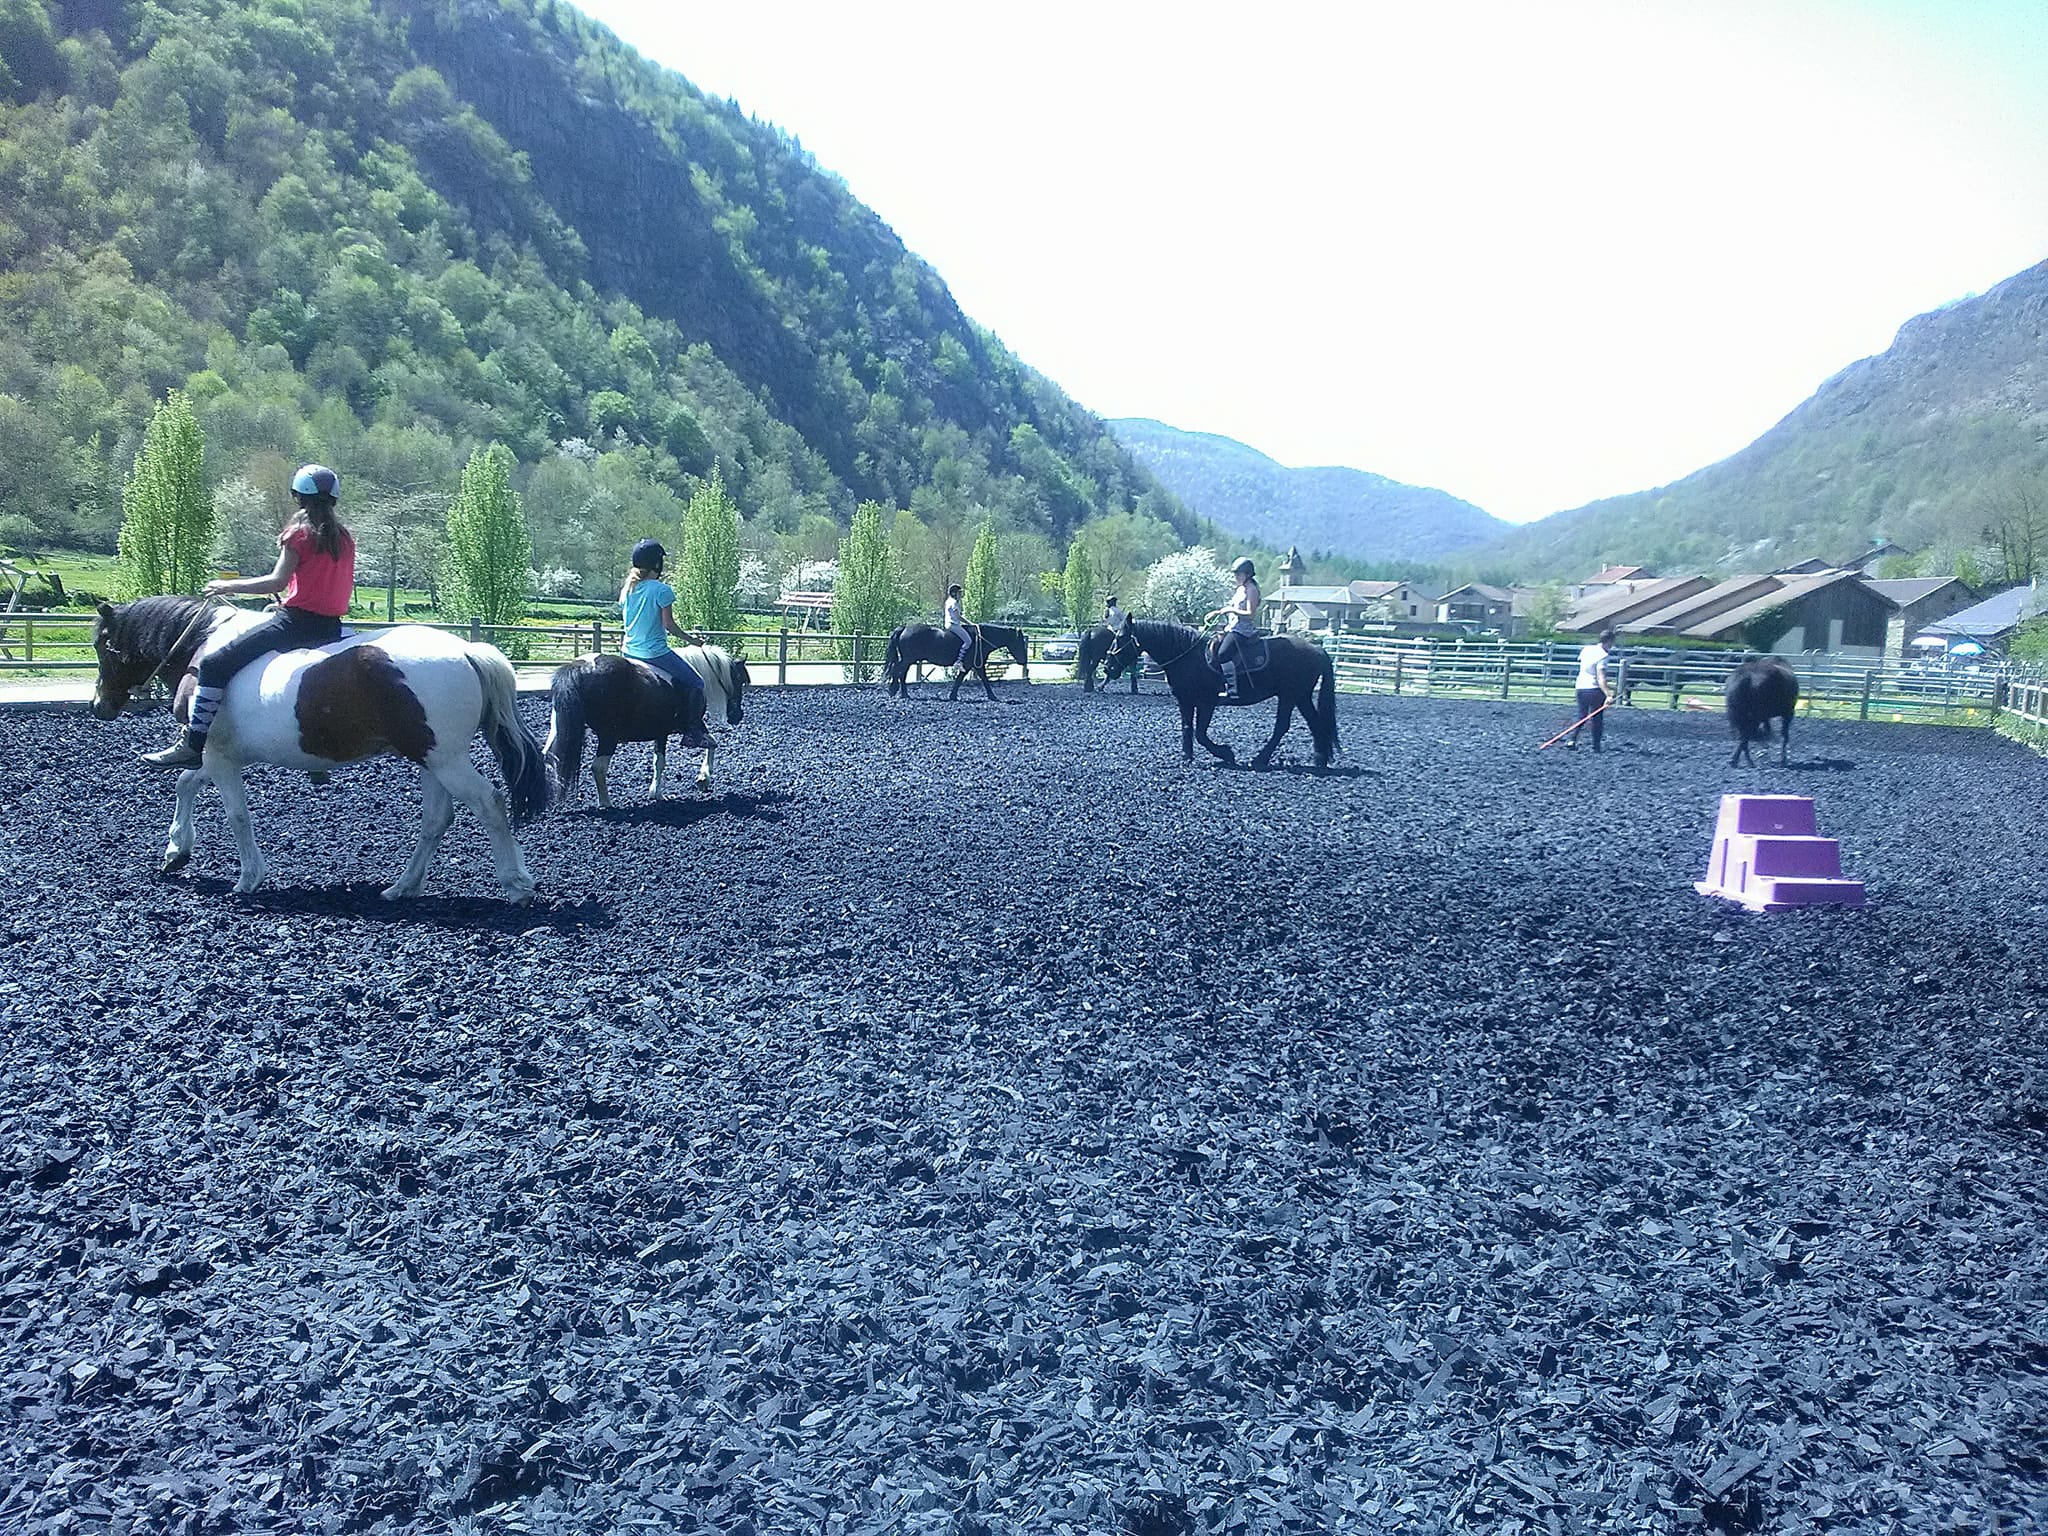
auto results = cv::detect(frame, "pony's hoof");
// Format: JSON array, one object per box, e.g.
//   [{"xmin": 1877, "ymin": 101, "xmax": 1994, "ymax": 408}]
[
  {"xmin": 160, "ymin": 849, "xmax": 191, "ymax": 876},
  {"xmin": 379, "ymin": 884, "xmax": 408, "ymax": 902},
  {"xmin": 503, "ymin": 886, "xmax": 537, "ymax": 906},
  {"xmin": 695, "ymin": 779, "xmax": 712, "ymax": 793},
  {"xmin": 233, "ymin": 879, "xmax": 262, "ymax": 898}
]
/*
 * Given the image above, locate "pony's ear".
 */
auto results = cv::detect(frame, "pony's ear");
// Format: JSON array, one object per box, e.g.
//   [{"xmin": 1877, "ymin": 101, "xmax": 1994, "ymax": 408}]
[{"xmin": 96, "ymin": 600, "xmax": 116, "ymax": 620}]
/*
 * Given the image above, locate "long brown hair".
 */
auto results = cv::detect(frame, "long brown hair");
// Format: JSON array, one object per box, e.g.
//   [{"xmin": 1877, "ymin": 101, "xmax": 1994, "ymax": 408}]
[{"xmin": 293, "ymin": 493, "xmax": 348, "ymax": 560}]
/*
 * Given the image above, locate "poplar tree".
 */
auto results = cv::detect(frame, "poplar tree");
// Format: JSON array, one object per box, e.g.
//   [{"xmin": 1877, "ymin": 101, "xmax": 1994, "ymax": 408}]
[
  {"xmin": 833, "ymin": 502, "xmax": 912, "ymax": 677},
  {"xmin": 115, "ymin": 391, "xmax": 213, "ymax": 599},
  {"xmin": 677, "ymin": 469, "xmax": 742, "ymax": 632},
  {"xmin": 443, "ymin": 444, "xmax": 530, "ymax": 626},
  {"xmin": 963, "ymin": 518, "xmax": 999, "ymax": 620},
  {"xmin": 1063, "ymin": 536, "xmax": 1095, "ymax": 634}
]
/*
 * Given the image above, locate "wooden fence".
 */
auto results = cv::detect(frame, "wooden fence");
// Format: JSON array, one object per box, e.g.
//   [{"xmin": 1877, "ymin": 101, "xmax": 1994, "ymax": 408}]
[
  {"xmin": 0, "ymin": 608, "xmax": 2029, "ymax": 728},
  {"xmin": 1322, "ymin": 635, "xmax": 2004, "ymax": 725},
  {"xmin": 0, "ymin": 611, "xmax": 1047, "ymax": 688},
  {"xmin": 2002, "ymin": 664, "xmax": 2048, "ymax": 736}
]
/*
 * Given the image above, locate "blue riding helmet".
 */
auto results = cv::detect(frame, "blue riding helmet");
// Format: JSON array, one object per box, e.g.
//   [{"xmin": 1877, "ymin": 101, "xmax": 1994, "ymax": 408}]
[
  {"xmin": 632, "ymin": 538, "xmax": 666, "ymax": 574},
  {"xmin": 291, "ymin": 464, "xmax": 339, "ymax": 497}
]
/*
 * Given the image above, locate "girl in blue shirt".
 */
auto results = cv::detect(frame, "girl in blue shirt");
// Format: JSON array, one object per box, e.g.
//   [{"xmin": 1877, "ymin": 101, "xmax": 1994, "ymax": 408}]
[{"xmin": 620, "ymin": 541, "xmax": 711, "ymax": 744}]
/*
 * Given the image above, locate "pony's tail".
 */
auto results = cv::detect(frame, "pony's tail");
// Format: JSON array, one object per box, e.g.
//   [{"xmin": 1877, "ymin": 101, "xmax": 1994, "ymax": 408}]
[
  {"xmin": 884, "ymin": 628, "xmax": 905, "ymax": 697},
  {"xmin": 1311, "ymin": 646, "xmax": 1341, "ymax": 761},
  {"xmin": 544, "ymin": 665, "xmax": 588, "ymax": 796},
  {"xmin": 468, "ymin": 646, "xmax": 553, "ymax": 823}
]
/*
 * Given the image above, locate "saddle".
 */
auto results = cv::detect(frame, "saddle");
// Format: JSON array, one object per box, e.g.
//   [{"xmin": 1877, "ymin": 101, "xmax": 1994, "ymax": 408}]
[{"xmin": 1209, "ymin": 633, "xmax": 1270, "ymax": 698}]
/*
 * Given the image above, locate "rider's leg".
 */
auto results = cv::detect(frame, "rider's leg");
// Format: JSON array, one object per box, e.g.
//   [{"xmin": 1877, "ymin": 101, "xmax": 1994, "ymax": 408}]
[
  {"xmin": 143, "ymin": 610, "xmax": 322, "ymax": 767},
  {"xmin": 1214, "ymin": 630, "xmax": 1239, "ymax": 697},
  {"xmin": 950, "ymin": 623, "xmax": 975, "ymax": 671},
  {"xmin": 642, "ymin": 649, "xmax": 714, "ymax": 749}
]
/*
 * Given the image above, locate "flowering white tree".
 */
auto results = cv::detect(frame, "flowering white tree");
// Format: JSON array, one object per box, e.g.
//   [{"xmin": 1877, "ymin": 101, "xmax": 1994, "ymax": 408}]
[{"xmin": 1144, "ymin": 545, "xmax": 1234, "ymax": 624}]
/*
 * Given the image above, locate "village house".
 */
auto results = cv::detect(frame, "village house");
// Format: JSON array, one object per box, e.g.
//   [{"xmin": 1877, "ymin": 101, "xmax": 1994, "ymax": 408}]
[{"xmin": 1862, "ymin": 578, "xmax": 1979, "ymax": 657}]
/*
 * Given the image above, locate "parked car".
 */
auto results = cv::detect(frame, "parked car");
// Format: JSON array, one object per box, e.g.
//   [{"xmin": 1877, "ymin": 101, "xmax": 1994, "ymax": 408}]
[{"xmin": 1041, "ymin": 632, "xmax": 1081, "ymax": 663}]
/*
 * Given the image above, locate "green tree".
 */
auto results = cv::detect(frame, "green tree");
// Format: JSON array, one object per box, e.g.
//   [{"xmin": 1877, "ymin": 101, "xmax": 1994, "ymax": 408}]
[
  {"xmin": 442, "ymin": 443, "xmax": 530, "ymax": 626},
  {"xmin": 1524, "ymin": 581, "xmax": 1569, "ymax": 636},
  {"xmin": 1063, "ymin": 535, "xmax": 1095, "ymax": 634},
  {"xmin": 963, "ymin": 518, "xmax": 999, "ymax": 619},
  {"xmin": 833, "ymin": 501, "xmax": 912, "ymax": 676},
  {"xmin": 677, "ymin": 468, "xmax": 742, "ymax": 632},
  {"xmin": 116, "ymin": 390, "xmax": 214, "ymax": 599}
]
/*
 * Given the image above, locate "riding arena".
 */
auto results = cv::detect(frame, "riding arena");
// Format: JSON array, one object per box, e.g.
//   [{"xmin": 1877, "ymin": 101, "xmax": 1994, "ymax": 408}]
[{"xmin": 1, "ymin": 670, "xmax": 2043, "ymax": 1533}]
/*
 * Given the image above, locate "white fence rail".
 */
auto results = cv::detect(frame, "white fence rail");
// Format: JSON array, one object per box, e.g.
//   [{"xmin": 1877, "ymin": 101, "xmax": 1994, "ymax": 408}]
[
  {"xmin": 1322, "ymin": 636, "xmax": 2005, "ymax": 724},
  {"xmin": 0, "ymin": 610, "xmax": 1055, "ymax": 688}
]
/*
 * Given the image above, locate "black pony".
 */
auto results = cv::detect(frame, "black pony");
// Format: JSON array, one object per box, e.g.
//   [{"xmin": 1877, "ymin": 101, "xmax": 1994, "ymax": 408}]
[
  {"xmin": 1075, "ymin": 625, "xmax": 1142, "ymax": 692},
  {"xmin": 1724, "ymin": 656, "xmax": 1798, "ymax": 766},
  {"xmin": 1089, "ymin": 618, "xmax": 1339, "ymax": 768},
  {"xmin": 883, "ymin": 622, "xmax": 1031, "ymax": 700}
]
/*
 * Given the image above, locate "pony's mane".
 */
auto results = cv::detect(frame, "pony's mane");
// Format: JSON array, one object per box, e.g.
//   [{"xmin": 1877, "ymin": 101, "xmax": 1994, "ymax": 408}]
[
  {"xmin": 110, "ymin": 595, "xmax": 216, "ymax": 661},
  {"xmin": 1127, "ymin": 617, "xmax": 1200, "ymax": 648}
]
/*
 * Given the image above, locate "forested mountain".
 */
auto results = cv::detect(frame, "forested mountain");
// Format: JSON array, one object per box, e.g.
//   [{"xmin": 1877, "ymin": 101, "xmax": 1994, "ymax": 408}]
[
  {"xmin": 1472, "ymin": 261, "xmax": 2048, "ymax": 581},
  {"xmin": 1110, "ymin": 418, "xmax": 1508, "ymax": 564},
  {"xmin": 0, "ymin": 0, "xmax": 1194, "ymax": 602}
]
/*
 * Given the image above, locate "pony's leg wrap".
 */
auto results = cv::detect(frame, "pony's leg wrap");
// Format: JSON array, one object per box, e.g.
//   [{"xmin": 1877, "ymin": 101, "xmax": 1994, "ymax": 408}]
[
  {"xmin": 212, "ymin": 761, "xmax": 266, "ymax": 895},
  {"xmin": 385, "ymin": 769, "xmax": 455, "ymax": 900},
  {"xmin": 593, "ymin": 754, "xmax": 612, "ymax": 808},
  {"xmin": 649, "ymin": 741, "xmax": 666, "ymax": 799},
  {"xmin": 697, "ymin": 743, "xmax": 714, "ymax": 788}
]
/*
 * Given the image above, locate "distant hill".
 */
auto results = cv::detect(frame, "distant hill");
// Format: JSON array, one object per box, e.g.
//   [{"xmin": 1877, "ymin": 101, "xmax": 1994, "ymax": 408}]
[
  {"xmin": 1473, "ymin": 261, "xmax": 2048, "ymax": 580},
  {"xmin": 1108, "ymin": 419, "xmax": 1508, "ymax": 563},
  {"xmin": 0, "ymin": 0, "xmax": 1192, "ymax": 594}
]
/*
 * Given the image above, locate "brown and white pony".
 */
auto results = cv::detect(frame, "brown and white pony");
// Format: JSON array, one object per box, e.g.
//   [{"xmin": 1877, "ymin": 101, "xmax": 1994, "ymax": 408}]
[
  {"xmin": 544, "ymin": 646, "xmax": 749, "ymax": 807},
  {"xmin": 92, "ymin": 597, "xmax": 552, "ymax": 902}
]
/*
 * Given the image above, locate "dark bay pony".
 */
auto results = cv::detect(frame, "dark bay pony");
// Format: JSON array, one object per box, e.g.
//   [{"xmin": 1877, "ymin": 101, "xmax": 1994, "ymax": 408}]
[
  {"xmin": 1093, "ymin": 618, "xmax": 1339, "ymax": 768},
  {"xmin": 1076, "ymin": 624, "xmax": 1142, "ymax": 692},
  {"xmin": 91, "ymin": 596, "xmax": 551, "ymax": 901},
  {"xmin": 1725, "ymin": 656, "xmax": 1798, "ymax": 766},
  {"xmin": 883, "ymin": 622, "xmax": 1031, "ymax": 701},
  {"xmin": 545, "ymin": 646, "xmax": 748, "ymax": 806}
]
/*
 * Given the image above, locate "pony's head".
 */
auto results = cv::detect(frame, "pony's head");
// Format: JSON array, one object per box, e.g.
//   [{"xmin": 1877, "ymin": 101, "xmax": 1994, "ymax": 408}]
[
  {"xmin": 720, "ymin": 655, "xmax": 750, "ymax": 726},
  {"xmin": 90, "ymin": 600, "xmax": 160, "ymax": 720},
  {"xmin": 997, "ymin": 626, "xmax": 1030, "ymax": 680},
  {"xmin": 1083, "ymin": 624, "xmax": 1141, "ymax": 691}
]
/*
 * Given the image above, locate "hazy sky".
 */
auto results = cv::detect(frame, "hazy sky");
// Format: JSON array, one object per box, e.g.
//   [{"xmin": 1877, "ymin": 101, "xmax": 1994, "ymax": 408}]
[{"xmin": 571, "ymin": 0, "xmax": 2048, "ymax": 522}]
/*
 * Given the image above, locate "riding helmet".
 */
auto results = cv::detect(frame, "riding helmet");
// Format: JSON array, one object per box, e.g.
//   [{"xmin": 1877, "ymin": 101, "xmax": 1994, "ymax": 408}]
[
  {"xmin": 291, "ymin": 464, "xmax": 340, "ymax": 498},
  {"xmin": 632, "ymin": 538, "xmax": 666, "ymax": 574},
  {"xmin": 1231, "ymin": 556, "xmax": 1256, "ymax": 576}
]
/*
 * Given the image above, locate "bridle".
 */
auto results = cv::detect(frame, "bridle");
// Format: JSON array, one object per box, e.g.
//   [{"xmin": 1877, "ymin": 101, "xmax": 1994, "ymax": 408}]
[{"xmin": 99, "ymin": 600, "xmax": 222, "ymax": 704}]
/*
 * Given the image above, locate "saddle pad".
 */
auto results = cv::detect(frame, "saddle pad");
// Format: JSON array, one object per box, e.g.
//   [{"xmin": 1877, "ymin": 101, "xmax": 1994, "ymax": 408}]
[{"xmin": 1213, "ymin": 635, "xmax": 1271, "ymax": 673}]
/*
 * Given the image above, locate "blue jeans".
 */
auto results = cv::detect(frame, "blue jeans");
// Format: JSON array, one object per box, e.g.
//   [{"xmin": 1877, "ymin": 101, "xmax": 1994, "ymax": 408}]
[{"xmin": 634, "ymin": 648, "xmax": 703, "ymax": 690}]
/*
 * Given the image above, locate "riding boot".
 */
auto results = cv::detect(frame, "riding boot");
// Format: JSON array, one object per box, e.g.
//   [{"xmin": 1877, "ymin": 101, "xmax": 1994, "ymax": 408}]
[{"xmin": 141, "ymin": 685, "xmax": 221, "ymax": 768}]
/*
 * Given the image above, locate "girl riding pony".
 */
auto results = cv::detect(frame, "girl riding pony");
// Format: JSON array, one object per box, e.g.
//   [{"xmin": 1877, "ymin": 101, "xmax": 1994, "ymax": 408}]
[
  {"xmin": 144, "ymin": 464, "xmax": 355, "ymax": 768},
  {"xmin": 620, "ymin": 538, "xmax": 713, "ymax": 749}
]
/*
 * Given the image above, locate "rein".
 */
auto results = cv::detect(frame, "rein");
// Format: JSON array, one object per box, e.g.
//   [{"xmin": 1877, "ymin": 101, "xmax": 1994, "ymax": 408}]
[{"xmin": 142, "ymin": 601, "xmax": 224, "ymax": 691}]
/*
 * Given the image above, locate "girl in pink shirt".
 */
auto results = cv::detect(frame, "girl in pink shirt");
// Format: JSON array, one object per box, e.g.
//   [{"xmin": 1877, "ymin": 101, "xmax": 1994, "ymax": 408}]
[{"xmin": 144, "ymin": 464, "xmax": 357, "ymax": 768}]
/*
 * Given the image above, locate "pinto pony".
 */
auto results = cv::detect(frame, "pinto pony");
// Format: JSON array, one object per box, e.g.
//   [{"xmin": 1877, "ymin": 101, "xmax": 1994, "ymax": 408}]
[
  {"xmin": 882, "ymin": 622, "xmax": 1031, "ymax": 701},
  {"xmin": 91, "ymin": 597, "xmax": 551, "ymax": 901},
  {"xmin": 1724, "ymin": 656, "xmax": 1799, "ymax": 766},
  {"xmin": 545, "ymin": 646, "xmax": 748, "ymax": 806}
]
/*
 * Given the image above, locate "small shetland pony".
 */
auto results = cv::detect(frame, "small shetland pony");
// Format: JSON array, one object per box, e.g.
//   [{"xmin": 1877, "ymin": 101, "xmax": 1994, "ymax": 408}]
[
  {"xmin": 545, "ymin": 646, "xmax": 749, "ymax": 806},
  {"xmin": 882, "ymin": 622, "xmax": 1031, "ymax": 701},
  {"xmin": 1725, "ymin": 656, "xmax": 1799, "ymax": 767},
  {"xmin": 92, "ymin": 597, "xmax": 551, "ymax": 901}
]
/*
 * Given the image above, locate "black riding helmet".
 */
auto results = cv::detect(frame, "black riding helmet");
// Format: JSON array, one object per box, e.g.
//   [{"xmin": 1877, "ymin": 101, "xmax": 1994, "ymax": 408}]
[
  {"xmin": 1231, "ymin": 557, "xmax": 1256, "ymax": 577},
  {"xmin": 632, "ymin": 538, "xmax": 666, "ymax": 575}
]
